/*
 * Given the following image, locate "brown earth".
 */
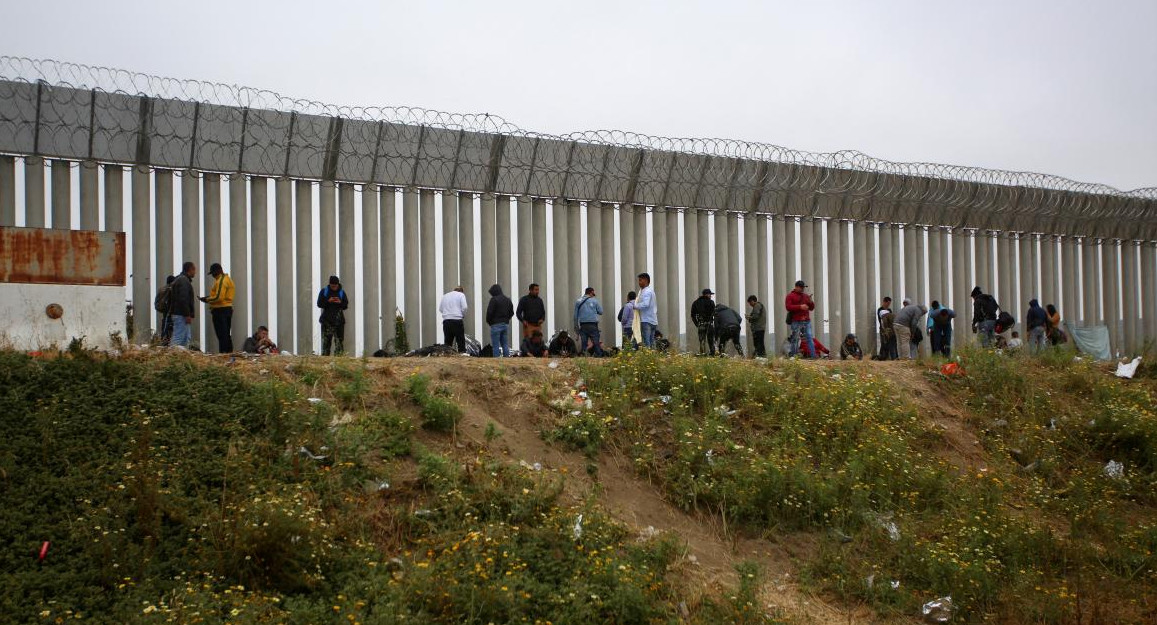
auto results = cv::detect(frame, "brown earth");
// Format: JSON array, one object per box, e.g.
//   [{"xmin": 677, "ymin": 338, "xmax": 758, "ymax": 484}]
[{"xmin": 143, "ymin": 349, "xmax": 998, "ymax": 624}]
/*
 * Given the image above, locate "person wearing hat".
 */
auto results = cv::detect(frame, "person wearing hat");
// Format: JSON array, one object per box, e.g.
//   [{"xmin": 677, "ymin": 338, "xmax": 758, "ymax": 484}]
[
  {"xmin": 199, "ymin": 262, "xmax": 234, "ymax": 353},
  {"xmin": 573, "ymin": 286, "xmax": 605, "ymax": 357},
  {"xmin": 785, "ymin": 280, "xmax": 816, "ymax": 358},
  {"xmin": 317, "ymin": 275, "xmax": 349, "ymax": 356},
  {"xmin": 746, "ymin": 294, "xmax": 767, "ymax": 357},
  {"xmin": 839, "ymin": 333, "xmax": 864, "ymax": 360},
  {"xmin": 690, "ymin": 288, "xmax": 717, "ymax": 356}
]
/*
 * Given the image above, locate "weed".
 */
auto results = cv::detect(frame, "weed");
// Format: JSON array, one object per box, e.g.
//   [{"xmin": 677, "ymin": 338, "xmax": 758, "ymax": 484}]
[
  {"xmin": 484, "ymin": 420, "xmax": 502, "ymax": 442},
  {"xmin": 332, "ymin": 363, "xmax": 370, "ymax": 408},
  {"xmin": 406, "ymin": 373, "xmax": 463, "ymax": 432}
]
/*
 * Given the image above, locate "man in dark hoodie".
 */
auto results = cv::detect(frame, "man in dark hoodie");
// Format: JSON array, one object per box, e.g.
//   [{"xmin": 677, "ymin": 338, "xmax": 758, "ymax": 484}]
[
  {"xmin": 169, "ymin": 262, "xmax": 197, "ymax": 348},
  {"xmin": 486, "ymin": 284, "xmax": 515, "ymax": 357},
  {"xmin": 317, "ymin": 275, "xmax": 349, "ymax": 356},
  {"xmin": 714, "ymin": 303, "xmax": 744, "ymax": 357},
  {"xmin": 516, "ymin": 283, "xmax": 546, "ymax": 339},
  {"xmin": 690, "ymin": 288, "xmax": 716, "ymax": 356},
  {"xmin": 1026, "ymin": 299, "xmax": 1048, "ymax": 353}
]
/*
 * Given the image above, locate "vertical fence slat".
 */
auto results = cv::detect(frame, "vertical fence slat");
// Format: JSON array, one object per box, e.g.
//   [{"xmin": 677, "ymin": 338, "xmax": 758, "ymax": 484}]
[
  {"xmin": 79, "ymin": 161, "xmax": 98, "ymax": 230},
  {"xmin": 251, "ymin": 177, "xmax": 269, "ymax": 336},
  {"xmin": 181, "ymin": 171, "xmax": 201, "ymax": 344},
  {"xmin": 380, "ymin": 188, "xmax": 397, "ymax": 349},
  {"xmin": 154, "ymin": 170, "xmax": 174, "ymax": 335},
  {"xmin": 294, "ymin": 179, "xmax": 314, "ymax": 354},
  {"xmin": 0, "ymin": 156, "xmax": 14, "ymax": 226},
  {"xmin": 599, "ymin": 203, "xmax": 616, "ymax": 347},
  {"xmin": 360, "ymin": 185, "xmax": 379, "ymax": 353},
  {"xmin": 25, "ymin": 156, "xmax": 45, "ymax": 227},
  {"xmin": 459, "ymin": 191, "xmax": 475, "ymax": 338},
  {"xmin": 51, "ymin": 160, "xmax": 71, "ymax": 229},
  {"xmin": 338, "ymin": 183, "xmax": 356, "ymax": 353},
  {"xmin": 203, "ymin": 174, "xmax": 222, "ymax": 352},
  {"xmin": 229, "ymin": 174, "xmax": 248, "ymax": 349},
  {"xmin": 551, "ymin": 200, "xmax": 568, "ymax": 336},
  {"xmin": 130, "ymin": 166, "xmax": 151, "ymax": 343},
  {"xmin": 275, "ymin": 178, "xmax": 293, "ymax": 351},
  {"xmin": 419, "ymin": 189, "xmax": 437, "ymax": 347}
]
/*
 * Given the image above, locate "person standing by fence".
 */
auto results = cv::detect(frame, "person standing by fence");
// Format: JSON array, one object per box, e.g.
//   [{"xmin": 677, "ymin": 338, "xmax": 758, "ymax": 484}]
[
  {"xmin": 746, "ymin": 294, "xmax": 766, "ymax": 357},
  {"xmin": 317, "ymin": 275, "xmax": 349, "ymax": 356},
  {"xmin": 691, "ymin": 289, "xmax": 716, "ymax": 356},
  {"xmin": 785, "ymin": 280, "xmax": 816, "ymax": 358},
  {"xmin": 200, "ymin": 262, "xmax": 234, "ymax": 353},
  {"xmin": 635, "ymin": 273, "xmax": 658, "ymax": 348},
  {"xmin": 618, "ymin": 291, "xmax": 638, "ymax": 350},
  {"xmin": 439, "ymin": 286, "xmax": 469, "ymax": 353},
  {"xmin": 486, "ymin": 284, "xmax": 514, "ymax": 357},
  {"xmin": 516, "ymin": 283, "xmax": 546, "ymax": 339},
  {"xmin": 573, "ymin": 287, "xmax": 605, "ymax": 357},
  {"xmin": 169, "ymin": 262, "xmax": 197, "ymax": 348}
]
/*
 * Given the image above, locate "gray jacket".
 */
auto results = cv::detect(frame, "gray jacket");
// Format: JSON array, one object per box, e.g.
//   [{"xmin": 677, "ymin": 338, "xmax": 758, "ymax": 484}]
[{"xmin": 893, "ymin": 304, "xmax": 928, "ymax": 331}]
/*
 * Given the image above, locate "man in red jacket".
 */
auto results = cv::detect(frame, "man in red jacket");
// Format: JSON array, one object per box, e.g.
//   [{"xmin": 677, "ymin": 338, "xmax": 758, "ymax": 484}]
[{"xmin": 784, "ymin": 280, "xmax": 817, "ymax": 358}]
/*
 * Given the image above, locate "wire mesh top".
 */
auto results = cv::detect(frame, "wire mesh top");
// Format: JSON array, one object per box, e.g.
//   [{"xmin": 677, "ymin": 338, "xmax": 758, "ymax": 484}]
[{"xmin": 2, "ymin": 55, "xmax": 1150, "ymax": 199}]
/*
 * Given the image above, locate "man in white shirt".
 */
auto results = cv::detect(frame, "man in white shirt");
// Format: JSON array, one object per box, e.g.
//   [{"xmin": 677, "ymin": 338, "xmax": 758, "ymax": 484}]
[
  {"xmin": 439, "ymin": 286, "xmax": 469, "ymax": 352},
  {"xmin": 635, "ymin": 273, "xmax": 658, "ymax": 348}
]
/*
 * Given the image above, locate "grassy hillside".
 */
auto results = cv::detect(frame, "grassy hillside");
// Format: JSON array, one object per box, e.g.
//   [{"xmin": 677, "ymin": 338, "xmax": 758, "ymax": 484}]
[{"xmin": 2, "ymin": 345, "xmax": 1155, "ymax": 624}]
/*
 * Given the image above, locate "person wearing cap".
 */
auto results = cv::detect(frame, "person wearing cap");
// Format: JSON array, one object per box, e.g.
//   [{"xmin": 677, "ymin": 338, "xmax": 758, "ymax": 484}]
[
  {"xmin": 784, "ymin": 280, "xmax": 816, "ymax": 358},
  {"xmin": 439, "ymin": 286, "xmax": 469, "ymax": 353},
  {"xmin": 690, "ymin": 288, "xmax": 717, "ymax": 356},
  {"xmin": 199, "ymin": 262, "xmax": 235, "ymax": 353},
  {"xmin": 317, "ymin": 275, "xmax": 349, "ymax": 356},
  {"xmin": 573, "ymin": 286, "xmax": 605, "ymax": 357},
  {"xmin": 839, "ymin": 333, "xmax": 864, "ymax": 360},
  {"xmin": 746, "ymin": 295, "xmax": 767, "ymax": 357}
]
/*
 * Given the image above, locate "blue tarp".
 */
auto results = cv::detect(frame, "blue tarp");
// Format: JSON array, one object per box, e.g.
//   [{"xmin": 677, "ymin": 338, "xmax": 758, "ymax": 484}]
[{"xmin": 1067, "ymin": 324, "xmax": 1112, "ymax": 361}]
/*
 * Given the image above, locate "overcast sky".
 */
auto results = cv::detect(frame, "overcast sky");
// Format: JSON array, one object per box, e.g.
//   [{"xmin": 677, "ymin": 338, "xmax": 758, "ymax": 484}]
[{"xmin": 3, "ymin": 0, "xmax": 1155, "ymax": 191}]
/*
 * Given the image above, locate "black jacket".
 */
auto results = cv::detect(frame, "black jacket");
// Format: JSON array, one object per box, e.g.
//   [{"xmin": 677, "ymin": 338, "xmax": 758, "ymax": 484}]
[
  {"xmin": 1026, "ymin": 300, "xmax": 1048, "ymax": 330},
  {"xmin": 690, "ymin": 296, "xmax": 716, "ymax": 326},
  {"xmin": 169, "ymin": 273, "xmax": 196, "ymax": 318},
  {"xmin": 714, "ymin": 304, "xmax": 742, "ymax": 330},
  {"xmin": 486, "ymin": 284, "xmax": 515, "ymax": 326},
  {"xmin": 317, "ymin": 284, "xmax": 349, "ymax": 325},
  {"xmin": 516, "ymin": 294, "xmax": 546, "ymax": 324},
  {"xmin": 972, "ymin": 293, "xmax": 999, "ymax": 325},
  {"xmin": 548, "ymin": 333, "xmax": 577, "ymax": 356}
]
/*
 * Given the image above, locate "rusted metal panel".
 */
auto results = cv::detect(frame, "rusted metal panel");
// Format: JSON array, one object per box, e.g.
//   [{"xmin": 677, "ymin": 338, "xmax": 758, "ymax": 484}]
[{"xmin": 0, "ymin": 226, "xmax": 125, "ymax": 286}]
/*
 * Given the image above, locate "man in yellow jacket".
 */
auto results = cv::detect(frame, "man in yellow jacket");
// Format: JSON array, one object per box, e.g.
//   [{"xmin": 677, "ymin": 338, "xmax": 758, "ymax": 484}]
[{"xmin": 200, "ymin": 262, "xmax": 235, "ymax": 353}]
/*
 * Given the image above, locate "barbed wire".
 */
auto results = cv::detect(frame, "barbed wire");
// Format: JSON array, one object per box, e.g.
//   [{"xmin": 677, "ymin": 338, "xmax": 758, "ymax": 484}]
[{"xmin": 0, "ymin": 55, "xmax": 1154, "ymax": 238}]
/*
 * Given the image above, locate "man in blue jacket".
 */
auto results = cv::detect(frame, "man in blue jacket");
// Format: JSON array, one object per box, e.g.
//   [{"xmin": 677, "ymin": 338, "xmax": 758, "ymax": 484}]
[{"xmin": 574, "ymin": 287, "xmax": 605, "ymax": 356}]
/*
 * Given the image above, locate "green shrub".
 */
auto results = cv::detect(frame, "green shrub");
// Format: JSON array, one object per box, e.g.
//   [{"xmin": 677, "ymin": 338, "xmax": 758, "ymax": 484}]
[{"xmin": 406, "ymin": 373, "xmax": 463, "ymax": 432}]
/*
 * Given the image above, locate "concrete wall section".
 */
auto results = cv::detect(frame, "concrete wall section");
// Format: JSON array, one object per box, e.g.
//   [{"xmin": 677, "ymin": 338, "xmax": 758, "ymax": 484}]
[{"xmin": 0, "ymin": 283, "xmax": 126, "ymax": 350}]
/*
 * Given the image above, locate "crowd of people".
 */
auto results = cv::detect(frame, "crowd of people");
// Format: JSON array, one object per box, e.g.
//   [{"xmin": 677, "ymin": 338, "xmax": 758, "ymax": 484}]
[{"xmin": 155, "ymin": 259, "xmax": 1067, "ymax": 361}]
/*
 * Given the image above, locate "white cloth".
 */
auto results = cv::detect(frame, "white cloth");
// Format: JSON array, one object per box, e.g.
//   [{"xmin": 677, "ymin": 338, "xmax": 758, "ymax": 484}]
[{"xmin": 439, "ymin": 290, "xmax": 468, "ymax": 320}]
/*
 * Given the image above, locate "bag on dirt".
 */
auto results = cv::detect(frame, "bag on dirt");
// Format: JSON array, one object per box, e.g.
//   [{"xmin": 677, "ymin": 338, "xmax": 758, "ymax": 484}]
[
  {"xmin": 996, "ymin": 311, "xmax": 1015, "ymax": 333},
  {"xmin": 154, "ymin": 276, "xmax": 174, "ymax": 313}
]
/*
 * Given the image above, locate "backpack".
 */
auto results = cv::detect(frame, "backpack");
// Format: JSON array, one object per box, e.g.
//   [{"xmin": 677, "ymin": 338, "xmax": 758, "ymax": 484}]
[
  {"xmin": 996, "ymin": 311, "xmax": 1015, "ymax": 333},
  {"xmin": 912, "ymin": 327, "xmax": 924, "ymax": 344},
  {"xmin": 154, "ymin": 276, "xmax": 174, "ymax": 313}
]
